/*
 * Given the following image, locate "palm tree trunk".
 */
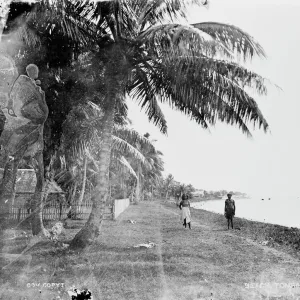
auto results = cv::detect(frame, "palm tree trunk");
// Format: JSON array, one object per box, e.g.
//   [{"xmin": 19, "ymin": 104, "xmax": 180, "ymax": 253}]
[
  {"xmin": 75, "ymin": 155, "xmax": 87, "ymax": 219},
  {"xmin": 130, "ymin": 182, "xmax": 136, "ymax": 202},
  {"xmin": 134, "ymin": 163, "xmax": 142, "ymax": 204},
  {"xmin": 0, "ymin": 150, "xmax": 25, "ymax": 223},
  {"xmin": 70, "ymin": 181, "xmax": 78, "ymax": 219},
  {"xmin": 11, "ymin": 174, "xmax": 17, "ymax": 206},
  {"xmin": 140, "ymin": 175, "xmax": 144, "ymax": 201},
  {"xmin": 122, "ymin": 169, "xmax": 126, "ymax": 198},
  {"xmin": 31, "ymin": 151, "xmax": 48, "ymax": 236},
  {"xmin": 70, "ymin": 96, "xmax": 116, "ymax": 249},
  {"xmin": 152, "ymin": 185, "xmax": 154, "ymax": 201},
  {"xmin": 70, "ymin": 181, "xmax": 77, "ymax": 203},
  {"xmin": 135, "ymin": 174, "xmax": 139, "ymax": 204},
  {"xmin": 0, "ymin": 159, "xmax": 17, "ymax": 222},
  {"xmin": 108, "ymin": 171, "xmax": 112, "ymax": 202},
  {"xmin": 109, "ymin": 182, "xmax": 112, "ymax": 201},
  {"xmin": 77, "ymin": 154, "xmax": 87, "ymax": 206}
]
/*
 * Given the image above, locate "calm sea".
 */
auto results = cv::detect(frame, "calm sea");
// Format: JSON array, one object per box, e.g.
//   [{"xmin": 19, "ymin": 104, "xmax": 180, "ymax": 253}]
[{"xmin": 191, "ymin": 197, "xmax": 300, "ymax": 228}]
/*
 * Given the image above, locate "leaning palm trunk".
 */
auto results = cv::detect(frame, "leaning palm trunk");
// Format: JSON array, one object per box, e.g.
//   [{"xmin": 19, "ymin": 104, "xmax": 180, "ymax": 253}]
[
  {"xmin": 135, "ymin": 174, "xmax": 140, "ymax": 204},
  {"xmin": 129, "ymin": 182, "xmax": 136, "ymax": 203},
  {"xmin": 77, "ymin": 154, "xmax": 87, "ymax": 217},
  {"xmin": 134, "ymin": 163, "xmax": 142, "ymax": 204},
  {"xmin": 70, "ymin": 96, "xmax": 116, "ymax": 249},
  {"xmin": 75, "ymin": 155, "xmax": 87, "ymax": 218},
  {"xmin": 0, "ymin": 154, "xmax": 23, "ymax": 222},
  {"xmin": 42, "ymin": 180, "xmax": 52, "ymax": 206},
  {"xmin": 30, "ymin": 152, "xmax": 49, "ymax": 236},
  {"xmin": 165, "ymin": 190, "xmax": 169, "ymax": 200},
  {"xmin": 121, "ymin": 169, "xmax": 126, "ymax": 198},
  {"xmin": 70, "ymin": 182, "xmax": 78, "ymax": 219}
]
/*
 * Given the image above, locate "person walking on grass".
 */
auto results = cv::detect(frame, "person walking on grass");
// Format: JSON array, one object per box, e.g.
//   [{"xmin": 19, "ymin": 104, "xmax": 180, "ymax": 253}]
[
  {"xmin": 179, "ymin": 193, "xmax": 191, "ymax": 229},
  {"xmin": 224, "ymin": 193, "xmax": 235, "ymax": 229}
]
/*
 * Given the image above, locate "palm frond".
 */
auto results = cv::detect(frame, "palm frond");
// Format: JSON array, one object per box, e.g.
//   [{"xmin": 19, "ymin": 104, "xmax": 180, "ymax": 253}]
[
  {"xmin": 192, "ymin": 22, "xmax": 266, "ymax": 60},
  {"xmin": 114, "ymin": 126, "xmax": 156, "ymax": 152},
  {"xmin": 112, "ymin": 135, "xmax": 146, "ymax": 164},
  {"xmin": 39, "ymin": 0, "xmax": 101, "ymax": 44},
  {"xmin": 117, "ymin": 156, "xmax": 137, "ymax": 178},
  {"xmin": 137, "ymin": 0, "xmax": 207, "ymax": 32},
  {"xmin": 155, "ymin": 150, "xmax": 164, "ymax": 156},
  {"xmin": 13, "ymin": 21, "xmax": 41, "ymax": 47},
  {"xmin": 84, "ymin": 0, "xmax": 139, "ymax": 40},
  {"xmin": 142, "ymin": 52, "xmax": 269, "ymax": 135},
  {"xmin": 128, "ymin": 65, "xmax": 167, "ymax": 133},
  {"xmin": 61, "ymin": 102, "xmax": 103, "ymax": 162},
  {"xmin": 139, "ymin": 23, "xmax": 234, "ymax": 59}
]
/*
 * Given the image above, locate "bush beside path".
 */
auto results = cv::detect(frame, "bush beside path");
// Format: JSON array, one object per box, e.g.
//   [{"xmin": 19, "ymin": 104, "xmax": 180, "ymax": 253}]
[{"xmin": 1, "ymin": 201, "xmax": 300, "ymax": 300}]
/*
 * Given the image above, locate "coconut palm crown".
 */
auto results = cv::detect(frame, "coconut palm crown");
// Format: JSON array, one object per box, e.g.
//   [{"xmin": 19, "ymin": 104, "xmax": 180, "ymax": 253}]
[{"xmin": 54, "ymin": 0, "xmax": 267, "ymax": 135}]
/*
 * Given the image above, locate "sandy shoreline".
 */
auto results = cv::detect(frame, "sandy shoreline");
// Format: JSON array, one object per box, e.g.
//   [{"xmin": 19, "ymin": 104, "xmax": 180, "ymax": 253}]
[
  {"xmin": 189, "ymin": 197, "xmax": 250, "ymax": 202},
  {"xmin": 165, "ymin": 200, "xmax": 300, "ymax": 260}
]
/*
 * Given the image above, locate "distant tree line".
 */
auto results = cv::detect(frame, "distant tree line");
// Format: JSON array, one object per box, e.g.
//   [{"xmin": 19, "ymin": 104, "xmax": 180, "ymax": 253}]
[
  {"xmin": 198, "ymin": 190, "xmax": 249, "ymax": 200},
  {"xmin": 159, "ymin": 177, "xmax": 249, "ymax": 201}
]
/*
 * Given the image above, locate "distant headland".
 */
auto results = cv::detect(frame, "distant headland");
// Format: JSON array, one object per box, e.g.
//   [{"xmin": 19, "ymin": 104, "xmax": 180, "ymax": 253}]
[{"xmin": 191, "ymin": 189, "xmax": 250, "ymax": 201}]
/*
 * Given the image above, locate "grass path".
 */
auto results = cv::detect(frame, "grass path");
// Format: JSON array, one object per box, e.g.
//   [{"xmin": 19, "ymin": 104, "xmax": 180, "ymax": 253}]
[
  {"xmin": 1, "ymin": 201, "xmax": 300, "ymax": 300},
  {"xmin": 160, "ymin": 202, "xmax": 300, "ymax": 299}
]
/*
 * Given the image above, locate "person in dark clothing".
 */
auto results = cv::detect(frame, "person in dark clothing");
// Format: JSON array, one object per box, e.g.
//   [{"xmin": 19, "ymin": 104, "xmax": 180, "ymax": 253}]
[
  {"xmin": 224, "ymin": 193, "xmax": 235, "ymax": 229},
  {"xmin": 175, "ymin": 193, "xmax": 181, "ymax": 207},
  {"xmin": 179, "ymin": 193, "xmax": 191, "ymax": 229}
]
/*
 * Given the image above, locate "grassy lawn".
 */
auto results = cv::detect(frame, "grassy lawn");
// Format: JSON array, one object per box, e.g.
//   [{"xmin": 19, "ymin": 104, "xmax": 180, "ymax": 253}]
[{"xmin": 1, "ymin": 201, "xmax": 300, "ymax": 300}]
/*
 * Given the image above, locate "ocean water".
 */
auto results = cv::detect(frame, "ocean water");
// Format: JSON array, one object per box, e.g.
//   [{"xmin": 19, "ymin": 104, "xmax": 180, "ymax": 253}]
[{"xmin": 191, "ymin": 196, "xmax": 300, "ymax": 228}]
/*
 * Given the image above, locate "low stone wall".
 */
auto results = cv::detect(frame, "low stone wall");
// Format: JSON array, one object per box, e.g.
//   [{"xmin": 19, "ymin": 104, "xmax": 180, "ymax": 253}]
[{"xmin": 114, "ymin": 198, "xmax": 130, "ymax": 219}]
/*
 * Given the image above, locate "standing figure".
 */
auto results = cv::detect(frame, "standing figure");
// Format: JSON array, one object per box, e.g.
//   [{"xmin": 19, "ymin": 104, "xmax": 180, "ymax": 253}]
[
  {"xmin": 0, "ymin": 62, "xmax": 48, "ymax": 234},
  {"xmin": 179, "ymin": 193, "xmax": 191, "ymax": 229},
  {"xmin": 224, "ymin": 193, "xmax": 235, "ymax": 229},
  {"xmin": 175, "ymin": 193, "xmax": 181, "ymax": 207}
]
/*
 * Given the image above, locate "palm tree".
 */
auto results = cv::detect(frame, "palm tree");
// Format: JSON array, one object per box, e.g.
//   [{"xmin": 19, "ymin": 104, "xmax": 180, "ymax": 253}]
[
  {"xmin": 116, "ymin": 131, "xmax": 164, "ymax": 203},
  {"xmin": 142, "ymin": 152, "xmax": 164, "ymax": 201},
  {"xmin": 137, "ymin": 135, "xmax": 164, "ymax": 202},
  {"xmin": 60, "ymin": 101, "xmax": 156, "ymax": 212},
  {"xmin": 1, "ymin": 1, "xmax": 269, "ymax": 247},
  {"xmin": 66, "ymin": 0, "xmax": 269, "ymax": 249},
  {"xmin": 110, "ymin": 130, "xmax": 159, "ymax": 202},
  {"xmin": 164, "ymin": 174, "xmax": 175, "ymax": 200}
]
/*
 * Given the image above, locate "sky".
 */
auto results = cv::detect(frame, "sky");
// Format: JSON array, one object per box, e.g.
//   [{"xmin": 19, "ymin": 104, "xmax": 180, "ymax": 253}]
[{"xmin": 127, "ymin": 0, "xmax": 300, "ymax": 198}]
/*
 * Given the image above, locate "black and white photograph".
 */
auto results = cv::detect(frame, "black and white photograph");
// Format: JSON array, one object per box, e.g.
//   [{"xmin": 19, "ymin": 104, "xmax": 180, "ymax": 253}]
[{"xmin": 0, "ymin": 0, "xmax": 300, "ymax": 299}]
